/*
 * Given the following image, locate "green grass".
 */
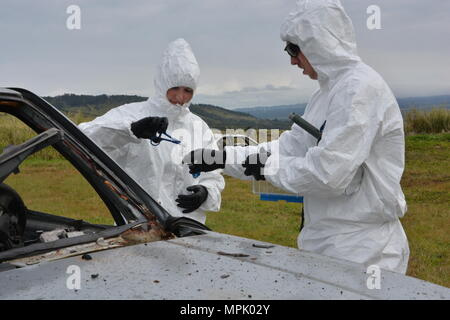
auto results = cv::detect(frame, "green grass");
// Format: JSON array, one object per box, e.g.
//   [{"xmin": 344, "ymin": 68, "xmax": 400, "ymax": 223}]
[
  {"xmin": 398, "ymin": 133, "xmax": 450, "ymax": 286},
  {"xmin": 0, "ymin": 114, "xmax": 63, "ymax": 161},
  {"xmin": 404, "ymin": 108, "xmax": 450, "ymax": 135},
  {"xmin": 2, "ymin": 133, "xmax": 448, "ymax": 287},
  {"xmin": 4, "ymin": 159, "xmax": 114, "ymax": 225},
  {"xmin": 1, "ymin": 113, "xmax": 449, "ymax": 287},
  {"xmin": 206, "ymin": 176, "xmax": 301, "ymax": 248}
]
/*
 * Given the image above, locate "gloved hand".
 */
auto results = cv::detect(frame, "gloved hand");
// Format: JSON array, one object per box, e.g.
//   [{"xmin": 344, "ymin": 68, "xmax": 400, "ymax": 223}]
[
  {"xmin": 242, "ymin": 152, "xmax": 271, "ymax": 181},
  {"xmin": 183, "ymin": 149, "xmax": 226, "ymax": 174},
  {"xmin": 130, "ymin": 116, "xmax": 169, "ymax": 142},
  {"xmin": 176, "ymin": 185, "xmax": 209, "ymax": 213}
]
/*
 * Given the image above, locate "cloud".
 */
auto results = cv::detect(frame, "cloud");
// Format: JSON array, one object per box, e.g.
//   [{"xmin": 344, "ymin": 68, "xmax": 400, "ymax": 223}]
[
  {"xmin": 193, "ymin": 82, "xmax": 319, "ymax": 109},
  {"xmin": 0, "ymin": 0, "xmax": 448, "ymax": 108},
  {"xmin": 224, "ymin": 84, "xmax": 296, "ymax": 95}
]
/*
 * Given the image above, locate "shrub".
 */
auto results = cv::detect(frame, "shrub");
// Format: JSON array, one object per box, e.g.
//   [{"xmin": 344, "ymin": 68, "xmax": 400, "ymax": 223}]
[{"xmin": 404, "ymin": 108, "xmax": 450, "ymax": 135}]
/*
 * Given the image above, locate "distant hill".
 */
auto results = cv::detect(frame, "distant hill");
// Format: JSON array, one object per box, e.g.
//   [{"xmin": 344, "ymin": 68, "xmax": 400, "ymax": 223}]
[
  {"xmin": 189, "ymin": 104, "xmax": 290, "ymax": 130},
  {"xmin": 42, "ymin": 94, "xmax": 291, "ymax": 130},
  {"xmin": 397, "ymin": 95, "xmax": 450, "ymax": 111},
  {"xmin": 235, "ymin": 95, "xmax": 450, "ymax": 120},
  {"xmin": 42, "ymin": 93, "xmax": 450, "ymax": 129},
  {"xmin": 235, "ymin": 104, "xmax": 306, "ymax": 120},
  {"xmin": 43, "ymin": 94, "xmax": 147, "ymax": 117}
]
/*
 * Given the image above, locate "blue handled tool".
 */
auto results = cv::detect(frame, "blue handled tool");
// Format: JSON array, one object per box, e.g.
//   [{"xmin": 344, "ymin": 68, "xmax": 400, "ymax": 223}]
[{"xmin": 150, "ymin": 132, "xmax": 181, "ymax": 146}]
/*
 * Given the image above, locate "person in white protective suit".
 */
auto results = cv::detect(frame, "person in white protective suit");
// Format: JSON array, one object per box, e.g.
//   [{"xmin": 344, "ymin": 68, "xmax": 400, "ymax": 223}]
[
  {"xmin": 185, "ymin": 0, "xmax": 410, "ymax": 273},
  {"xmin": 79, "ymin": 38, "xmax": 225, "ymax": 224}
]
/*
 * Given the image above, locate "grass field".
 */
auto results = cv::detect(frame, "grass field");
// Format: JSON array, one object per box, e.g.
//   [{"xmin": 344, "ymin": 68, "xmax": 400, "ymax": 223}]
[
  {"xmin": 1, "ymin": 112, "xmax": 449, "ymax": 287},
  {"xmin": 3, "ymin": 133, "xmax": 449, "ymax": 287}
]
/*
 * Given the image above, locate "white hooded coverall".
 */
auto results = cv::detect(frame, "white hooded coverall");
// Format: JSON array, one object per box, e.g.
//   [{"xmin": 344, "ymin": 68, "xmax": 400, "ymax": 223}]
[
  {"xmin": 79, "ymin": 39, "xmax": 225, "ymax": 224},
  {"xmin": 224, "ymin": 0, "xmax": 410, "ymax": 273}
]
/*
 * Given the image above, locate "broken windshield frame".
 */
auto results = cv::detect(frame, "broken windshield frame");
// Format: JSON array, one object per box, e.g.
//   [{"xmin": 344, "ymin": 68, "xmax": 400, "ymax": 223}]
[{"xmin": 0, "ymin": 87, "xmax": 210, "ymax": 262}]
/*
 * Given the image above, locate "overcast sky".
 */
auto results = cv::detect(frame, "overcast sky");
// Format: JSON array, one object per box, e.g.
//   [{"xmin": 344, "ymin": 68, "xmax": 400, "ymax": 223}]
[{"xmin": 1, "ymin": 0, "xmax": 449, "ymax": 109}]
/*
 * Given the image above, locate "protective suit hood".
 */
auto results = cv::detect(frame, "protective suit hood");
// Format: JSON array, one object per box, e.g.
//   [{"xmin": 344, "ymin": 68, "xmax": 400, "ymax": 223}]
[
  {"xmin": 79, "ymin": 39, "xmax": 224, "ymax": 224},
  {"xmin": 152, "ymin": 38, "xmax": 200, "ymax": 118},
  {"xmin": 280, "ymin": 0, "xmax": 361, "ymax": 85},
  {"xmin": 224, "ymin": 0, "xmax": 409, "ymax": 273}
]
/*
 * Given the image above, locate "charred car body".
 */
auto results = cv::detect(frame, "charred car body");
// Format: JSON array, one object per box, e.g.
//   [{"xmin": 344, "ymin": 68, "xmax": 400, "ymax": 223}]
[
  {"xmin": 0, "ymin": 88, "xmax": 449, "ymax": 299},
  {"xmin": 0, "ymin": 88, "xmax": 206, "ymax": 262}
]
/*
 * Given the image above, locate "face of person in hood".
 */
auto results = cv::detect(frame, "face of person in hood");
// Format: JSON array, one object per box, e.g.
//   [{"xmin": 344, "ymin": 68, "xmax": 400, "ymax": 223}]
[
  {"xmin": 280, "ymin": 0, "xmax": 361, "ymax": 83},
  {"xmin": 285, "ymin": 42, "xmax": 318, "ymax": 80},
  {"xmin": 290, "ymin": 51, "xmax": 318, "ymax": 80},
  {"xmin": 154, "ymin": 38, "xmax": 200, "ymax": 109},
  {"xmin": 166, "ymin": 86, "xmax": 194, "ymax": 106}
]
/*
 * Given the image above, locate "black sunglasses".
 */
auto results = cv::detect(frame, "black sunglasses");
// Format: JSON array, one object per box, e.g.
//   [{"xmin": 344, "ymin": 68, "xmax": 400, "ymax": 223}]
[{"xmin": 284, "ymin": 42, "xmax": 301, "ymax": 58}]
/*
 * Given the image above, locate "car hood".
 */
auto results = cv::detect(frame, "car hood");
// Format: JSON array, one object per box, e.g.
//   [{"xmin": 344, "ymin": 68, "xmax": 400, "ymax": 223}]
[{"xmin": 0, "ymin": 231, "xmax": 449, "ymax": 300}]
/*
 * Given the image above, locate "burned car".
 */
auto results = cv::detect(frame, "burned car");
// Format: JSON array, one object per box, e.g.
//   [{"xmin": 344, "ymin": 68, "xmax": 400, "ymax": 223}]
[{"xmin": 0, "ymin": 88, "xmax": 449, "ymax": 300}]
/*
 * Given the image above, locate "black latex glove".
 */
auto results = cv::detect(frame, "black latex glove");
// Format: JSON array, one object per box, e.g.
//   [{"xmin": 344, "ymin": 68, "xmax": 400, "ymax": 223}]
[
  {"xmin": 183, "ymin": 149, "xmax": 226, "ymax": 174},
  {"xmin": 130, "ymin": 116, "xmax": 169, "ymax": 143},
  {"xmin": 242, "ymin": 152, "xmax": 271, "ymax": 181},
  {"xmin": 176, "ymin": 185, "xmax": 209, "ymax": 214}
]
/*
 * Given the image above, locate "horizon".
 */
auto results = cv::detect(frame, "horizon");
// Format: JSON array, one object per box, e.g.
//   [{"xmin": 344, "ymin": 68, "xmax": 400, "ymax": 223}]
[{"xmin": 41, "ymin": 91, "xmax": 450, "ymax": 110}]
